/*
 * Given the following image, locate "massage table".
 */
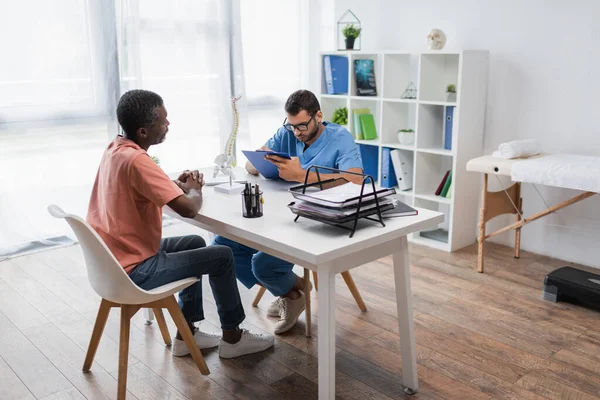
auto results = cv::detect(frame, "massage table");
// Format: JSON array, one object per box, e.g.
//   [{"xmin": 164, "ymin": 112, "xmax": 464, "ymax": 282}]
[{"xmin": 466, "ymin": 153, "xmax": 600, "ymax": 273}]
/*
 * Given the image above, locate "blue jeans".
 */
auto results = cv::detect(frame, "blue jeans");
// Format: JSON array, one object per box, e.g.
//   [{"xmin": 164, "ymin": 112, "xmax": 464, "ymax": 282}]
[
  {"xmin": 128, "ymin": 235, "xmax": 245, "ymax": 330},
  {"xmin": 212, "ymin": 235, "xmax": 296, "ymax": 297}
]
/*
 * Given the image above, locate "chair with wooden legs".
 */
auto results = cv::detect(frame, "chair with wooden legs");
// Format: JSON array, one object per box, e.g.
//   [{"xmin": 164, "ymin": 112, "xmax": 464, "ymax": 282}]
[
  {"xmin": 252, "ymin": 268, "xmax": 367, "ymax": 337},
  {"xmin": 48, "ymin": 205, "xmax": 209, "ymax": 400}
]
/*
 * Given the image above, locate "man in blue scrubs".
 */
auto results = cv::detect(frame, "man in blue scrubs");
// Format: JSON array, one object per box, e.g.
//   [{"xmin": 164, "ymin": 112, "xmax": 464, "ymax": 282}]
[{"xmin": 213, "ymin": 90, "xmax": 363, "ymax": 334}]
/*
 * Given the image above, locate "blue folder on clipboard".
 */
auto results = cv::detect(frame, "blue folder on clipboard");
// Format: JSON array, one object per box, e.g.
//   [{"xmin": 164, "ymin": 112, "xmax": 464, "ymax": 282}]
[{"xmin": 242, "ymin": 150, "xmax": 291, "ymax": 179}]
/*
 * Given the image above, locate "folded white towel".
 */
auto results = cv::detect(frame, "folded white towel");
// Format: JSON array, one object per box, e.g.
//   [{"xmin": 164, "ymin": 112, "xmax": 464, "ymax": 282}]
[{"xmin": 496, "ymin": 139, "xmax": 540, "ymax": 159}]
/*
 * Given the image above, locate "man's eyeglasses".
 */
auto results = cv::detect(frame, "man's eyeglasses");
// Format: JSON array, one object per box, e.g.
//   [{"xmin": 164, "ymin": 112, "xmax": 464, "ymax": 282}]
[{"xmin": 283, "ymin": 116, "xmax": 314, "ymax": 132}]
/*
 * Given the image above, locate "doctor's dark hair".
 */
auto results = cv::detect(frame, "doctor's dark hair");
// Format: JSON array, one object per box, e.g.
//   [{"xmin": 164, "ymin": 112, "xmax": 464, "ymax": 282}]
[
  {"xmin": 116, "ymin": 89, "xmax": 164, "ymax": 139},
  {"xmin": 284, "ymin": 90, "xmax": 321, "ymax": 117}
]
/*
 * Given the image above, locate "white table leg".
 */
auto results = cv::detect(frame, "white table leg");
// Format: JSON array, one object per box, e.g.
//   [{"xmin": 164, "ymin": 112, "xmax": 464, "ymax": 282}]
[
  {"xmin": 318, "ymin": 268, "xmax": 336, "ymax": 399},
  {"xmin": 144, "ymin": 308, "xmax": 155, "ymax": 325},
  {"xmin": 393, "ymin": 235, "xmax": 419, "ymax": 395}
]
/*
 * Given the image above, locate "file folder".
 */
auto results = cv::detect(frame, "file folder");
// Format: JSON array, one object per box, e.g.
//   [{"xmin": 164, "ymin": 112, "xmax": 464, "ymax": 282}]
[
  {"xmin": 381, "ymin": 147, "xmax": 396, "ymax": 188},
  {"xmin": 323, "ymin": 55, "xmax": 349, "ymax": 95},
  {"xmin": 390, "ymin": 150, "xmax": 413, "ymax": 191},
  {"xmin": 357, "ymin": 144, "xmax": 378, "ymax": 182},
  {"xmin": 444, "ymin": 106, "xmax": 455, "ymax": 150}
]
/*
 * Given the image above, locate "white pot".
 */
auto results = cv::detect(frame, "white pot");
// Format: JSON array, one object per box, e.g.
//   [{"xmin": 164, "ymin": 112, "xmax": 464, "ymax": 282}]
[
  {"xmin": 397, "ymin": 131, "xmax": 415, "ymax": 146},
  {"xmin": 446, "ymin": 92, "xmax": 456, "ymax": 102}
]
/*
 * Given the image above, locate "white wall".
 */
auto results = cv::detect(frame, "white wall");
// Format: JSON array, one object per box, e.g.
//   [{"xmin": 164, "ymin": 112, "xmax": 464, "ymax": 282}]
[{"xmin": 332, "ymin": 0, "xmax": 600, "ymax": 267}]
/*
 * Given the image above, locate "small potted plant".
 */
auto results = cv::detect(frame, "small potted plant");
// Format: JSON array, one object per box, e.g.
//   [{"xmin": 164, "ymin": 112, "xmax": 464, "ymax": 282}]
[
  {"xmin": 342, "ymin": 24, "xmax": 361, "ymax": 50},
  {"xmin": 446, "ymin": 84, "xmax": 456, "ymax": 102},
  {"xmin": 331, "ymin": 106, "xmax": 348, "ymax": 128},
  {"xmin": 397, "ymin": 129, "xmax": 415, "ymax": 145}
]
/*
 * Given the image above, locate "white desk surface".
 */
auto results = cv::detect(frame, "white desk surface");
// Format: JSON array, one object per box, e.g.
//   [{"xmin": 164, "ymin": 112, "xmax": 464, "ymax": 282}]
[{"xmin": 168, "ymin": 168, "xmax": 444, "ymax": 269}]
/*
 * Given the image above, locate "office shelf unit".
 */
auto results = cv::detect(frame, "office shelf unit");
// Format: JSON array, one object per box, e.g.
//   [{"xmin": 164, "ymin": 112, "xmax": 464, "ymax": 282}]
[{"xmin": 319, "ymin": 50, "xmax": 489, "ymax": 251}]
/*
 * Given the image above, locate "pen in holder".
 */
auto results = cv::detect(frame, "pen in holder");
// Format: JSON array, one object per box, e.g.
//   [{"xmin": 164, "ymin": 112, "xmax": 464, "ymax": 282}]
[{"xmin": 241, "ymin": 183, "xmax": 263, "ymax": 218}]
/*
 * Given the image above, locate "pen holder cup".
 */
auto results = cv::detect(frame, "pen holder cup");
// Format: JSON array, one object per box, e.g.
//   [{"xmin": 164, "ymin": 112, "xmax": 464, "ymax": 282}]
[{"xmin": 241, "ymin": 190, "xmax": 263, "ymax": 218}]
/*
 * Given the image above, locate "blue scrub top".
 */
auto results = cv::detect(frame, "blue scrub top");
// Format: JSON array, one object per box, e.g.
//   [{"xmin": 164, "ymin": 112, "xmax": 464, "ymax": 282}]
[{"xmin": 265, "ymin": 121, "xmax": 363, "ymax": 173}]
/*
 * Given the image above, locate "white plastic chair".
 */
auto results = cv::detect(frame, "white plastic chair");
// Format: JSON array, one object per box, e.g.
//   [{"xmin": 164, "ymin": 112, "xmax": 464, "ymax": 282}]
[{"xmin": 47, "ymin": 205, "xmax": 209, "ymax": 400}]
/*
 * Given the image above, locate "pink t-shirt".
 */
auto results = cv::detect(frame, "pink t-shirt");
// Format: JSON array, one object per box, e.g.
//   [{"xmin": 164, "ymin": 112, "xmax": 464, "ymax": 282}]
[{"xmin": 87, "ymin": 136, "xmax": 183, "ymax": 273}]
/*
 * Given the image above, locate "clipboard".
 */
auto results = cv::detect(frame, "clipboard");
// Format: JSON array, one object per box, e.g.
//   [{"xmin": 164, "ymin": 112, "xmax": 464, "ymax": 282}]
[{"xmin": 242, "ymin": 150, "xmax": 291, "ymax": 179}]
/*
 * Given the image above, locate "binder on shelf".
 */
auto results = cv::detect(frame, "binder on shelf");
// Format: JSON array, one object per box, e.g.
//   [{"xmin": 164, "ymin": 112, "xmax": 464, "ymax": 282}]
[
  {"xmin": 288, "ymin": 166, "xmax": 396, "ymax": 237},
  {"xmin": 390, "ymin": 149, "xmax": 413, "ymax": 191},
  {"xmin": 323, "ymin": 55, "xmax": 349, "ymax": 95},
  {"xmin": 440, "ymin": 170, "xmax": 453, "ymax": 197},
  {"xmin": 352, "ymin": 108, "xmax": 370, "ymax": 140},
  {"xmin": 444, "ymin": 106, "xmax": 455, "ymax": 150},
  {"xmin": 359, "ymin": 113, "xmax": 378, "ymax": 140},
  {"xmin": 381, "ymin": 147, "xmax": 396, "ymax": 188},
  {"xmin": 357, "ymin": 144, "xmax": 378, "ymax": 182},
  {"xmin": 435, "ymin": 170, "xmax": 450, "ymax": 196}
]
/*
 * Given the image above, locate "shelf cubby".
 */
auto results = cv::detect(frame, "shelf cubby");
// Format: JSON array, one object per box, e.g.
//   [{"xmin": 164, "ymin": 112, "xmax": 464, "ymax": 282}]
[
  {"xmin": 349, "ymin": 98, "xmax": 381, "ymax": 141},
  {"xmin": 321, "ymin": 96, "xmax": 349, "ymax": 126},
  {"xmin": 350, "ymin": 53, "xmax": 381, "ymax": 98},
  {"xmin": 412, "ymin": 197, "xmax": 452, "ymax": 249},
  {"xmin": 418, "ymin": 53, "xmax": 460, "ymax": 103},
  {"xmin": 414, "ymin": 152, "xmax": 453, "ymax": 200},
  {"xmin": 382, "ymin": 53, "xmax": 414, "ymax": 99},
  {"xmin": 381, "ymin": 100, "xmax": 416, "ymax": 146}
]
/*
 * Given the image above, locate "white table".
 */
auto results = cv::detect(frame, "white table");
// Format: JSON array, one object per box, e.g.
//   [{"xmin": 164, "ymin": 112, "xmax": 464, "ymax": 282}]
[{"xmin": 160, "ymin": 171, "xmax": 443, "ymax": 398}]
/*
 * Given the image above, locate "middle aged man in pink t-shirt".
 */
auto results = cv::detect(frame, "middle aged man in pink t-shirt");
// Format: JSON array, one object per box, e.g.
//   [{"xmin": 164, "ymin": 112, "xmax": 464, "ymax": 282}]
[{"xmin": 87, "ymin": 89, "xmax": 273, "ymax": 359}]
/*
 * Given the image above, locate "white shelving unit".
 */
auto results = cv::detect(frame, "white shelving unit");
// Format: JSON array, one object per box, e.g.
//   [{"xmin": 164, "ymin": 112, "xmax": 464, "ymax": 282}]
[{"xmin": 319, "ymin": 50, "xmax": 489, "ymax": 252}]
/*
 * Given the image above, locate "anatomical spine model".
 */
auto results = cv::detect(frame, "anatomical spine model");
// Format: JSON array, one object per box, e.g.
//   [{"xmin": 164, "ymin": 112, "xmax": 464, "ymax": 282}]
[{"xmin": 213, "ymin": 94, "xmax": 242, "ymax": 184}]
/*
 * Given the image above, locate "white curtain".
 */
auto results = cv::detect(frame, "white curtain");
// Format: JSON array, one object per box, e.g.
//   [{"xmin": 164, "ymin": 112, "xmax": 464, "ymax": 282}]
[
  {"xmin": 115, "ymin": 0, "xmax": 250, "ymax": 173},
  {"xmin": 0, "ymin": 0, "xmax": 247, "ymax": 259}
]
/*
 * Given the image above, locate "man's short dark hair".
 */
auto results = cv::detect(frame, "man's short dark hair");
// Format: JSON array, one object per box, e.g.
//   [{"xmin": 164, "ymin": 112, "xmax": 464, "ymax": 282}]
[
  {"xmin": 116, "ymin": 89, "xmax": 164, "ymax": 139},
  {"xmin": 284, "ymin": 90, "xmax": 320, "ymax": 117}
]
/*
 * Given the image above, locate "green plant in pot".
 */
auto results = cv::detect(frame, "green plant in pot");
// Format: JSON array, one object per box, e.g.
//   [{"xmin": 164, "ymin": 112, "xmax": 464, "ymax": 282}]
[
  {"xmin": 342, "ymin": 24, "xmax": 361, "ymax": 50},
  {"xmin": 331, "ymin": 106, "xmax": 348, "ymax": 127},
  {"xmin": 446, "ymin": 84, "xmax": 456, "ymax": 102}
]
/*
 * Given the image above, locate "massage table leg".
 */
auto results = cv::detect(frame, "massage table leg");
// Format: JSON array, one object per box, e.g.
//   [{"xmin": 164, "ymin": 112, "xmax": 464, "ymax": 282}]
[
  {"xmin": 514, "ymin": 183, "xmax": 522, "ymax": 259},
  {"xmin": 477, "ymin": 174, "xmax": 523, "ymax": 273},
  {"xmin": 477, "ymin": 174, "xmax": 488, "ymax": 273}
]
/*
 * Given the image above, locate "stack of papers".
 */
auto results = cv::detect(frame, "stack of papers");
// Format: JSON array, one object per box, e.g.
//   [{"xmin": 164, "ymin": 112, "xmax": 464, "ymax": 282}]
[
  {"xmin": 288, "ymin": 182, "xmax": 397, "ymax": 223},
  {"xmin": 290, "ymin": 182, "xmax": 396, "ymax": 208}
]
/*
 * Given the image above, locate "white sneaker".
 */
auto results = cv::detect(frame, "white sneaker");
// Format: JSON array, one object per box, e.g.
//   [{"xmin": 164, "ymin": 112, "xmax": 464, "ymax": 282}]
[
  {"xmin": 267, "ymin": 298, "xmax": 283, "ymax": 317},
  {"xmin": 266, "ymin": 279, "xmax": 312, "ymax": 318},
  {"xmin": 171, "ymin": 329, "xmax": 221, "ymax": 357},
  {"xmin": 273, "ymin": 293, "xmax": 306, "ymax": 334},
  {"xmin": 218, "ymin": 329, "xmax": 274, "ymax": 359}
]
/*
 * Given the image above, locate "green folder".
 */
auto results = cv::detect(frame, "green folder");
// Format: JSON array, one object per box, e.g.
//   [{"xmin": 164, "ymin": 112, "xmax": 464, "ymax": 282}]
[
  {"xmin": 445, "ymin": 180, "xmax": 453, "ymax": 198},
  {"xmin": 359, "ymin": 113, "xmax": 377, "ymax": 140},
  {"xmin": 440, "ymin": 170, "xmax": 452, "ymax": 197},
  {"xmin": 352, "ymin": 108, "xmax": 370, "ymax": 140}
]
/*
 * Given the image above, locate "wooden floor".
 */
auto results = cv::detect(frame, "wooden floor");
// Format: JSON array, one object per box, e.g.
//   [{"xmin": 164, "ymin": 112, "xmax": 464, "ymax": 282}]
[{"xmin": 2, "ymin": 222, "xmax": 600, "ymax": 400}]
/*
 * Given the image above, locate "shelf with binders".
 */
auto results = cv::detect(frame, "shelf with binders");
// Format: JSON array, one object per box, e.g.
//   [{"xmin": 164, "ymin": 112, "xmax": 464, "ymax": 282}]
[
  {"xmin": 413, "ymin": 151, "xmax": 453, "ymax": 204},
  {"xmin": 416, "ymin": 103, "xmax": 456, "ymax": 156},
  {"xmin": 418, "ymin": 53, "xmax": 459, "ymax": 104},
  {"xmin": 349, "ymin": 98, "xmax": 380, "ymax": 143},
  {"xmin": 382, "ymin": 53, "xmax": 419, "ymax": 101},
  {"xmin": 350, "ymin": 53, "xmax": 381, "ymax": 98},
  {"xmin": 411, "ymin": 197, "xmax": 452, "ymax": 250}
]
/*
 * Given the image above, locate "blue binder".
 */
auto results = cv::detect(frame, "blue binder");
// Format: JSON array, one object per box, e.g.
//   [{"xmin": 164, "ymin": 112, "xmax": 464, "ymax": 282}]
[
  {"xmin": 381, "ymin": 147, "xmax": 396, "ymax": 188},
  {"xmin": 357, "ymin": 144, "xmax": 378, "ymax": 182},
  {"xmin": 323, "ymin": 55, "xmax": 349, "ymax": 95},
  {"xmin": 444, "ymin": 106, "xmax": 454, "ymax": 150}
]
